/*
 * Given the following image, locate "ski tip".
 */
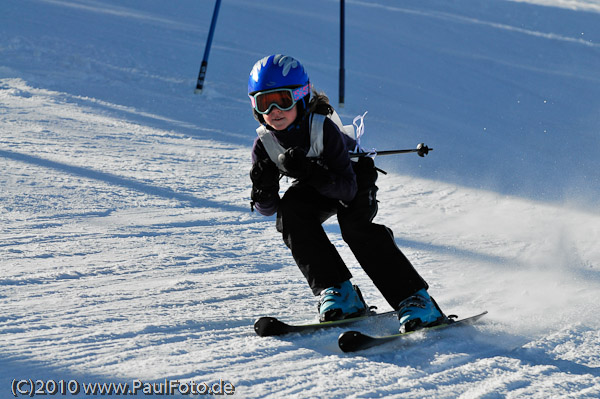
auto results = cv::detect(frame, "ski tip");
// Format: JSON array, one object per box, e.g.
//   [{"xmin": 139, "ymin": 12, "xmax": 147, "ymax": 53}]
[
  {"xmin": 465, "ymin": 310, "xmax": 488, "ymax": 320},
  {"xmin": 476, "ymin": 310, "xmax": 489, "ymax": 319},
  {"xmin": 338, "ymin": 330, "xmax": 371, "ymax": 353},
  {"xmin": 254, "ymin": 316, "xmax": 289, "ymax": 337}
]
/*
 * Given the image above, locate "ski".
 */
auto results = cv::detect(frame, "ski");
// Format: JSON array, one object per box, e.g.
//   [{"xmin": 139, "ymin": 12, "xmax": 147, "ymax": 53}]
[
  {"xmin": 338, "ymin": 311, "xmax": 488, "ymax": 353},
  {"xmin": 254, "ymin": 309, "xmax": 399, "ymax": 337}
]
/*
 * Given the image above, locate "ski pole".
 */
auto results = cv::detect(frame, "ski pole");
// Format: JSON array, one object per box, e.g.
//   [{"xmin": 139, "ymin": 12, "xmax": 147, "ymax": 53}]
[{"xmin": 349, "ymin": 143, "xmax": 433, "ymax": 158}]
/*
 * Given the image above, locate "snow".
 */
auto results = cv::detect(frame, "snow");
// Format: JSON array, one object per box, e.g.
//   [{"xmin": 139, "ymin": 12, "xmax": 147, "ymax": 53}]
[{"xmin": 1, "ymin": 0, "xmax": 599, "ymax": 397}]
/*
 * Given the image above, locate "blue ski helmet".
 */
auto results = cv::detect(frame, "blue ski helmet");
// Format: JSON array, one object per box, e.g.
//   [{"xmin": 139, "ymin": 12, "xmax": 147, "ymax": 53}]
[{"xmin": 248, "ymin": 54, "xmax": 310, "ymax": 95}]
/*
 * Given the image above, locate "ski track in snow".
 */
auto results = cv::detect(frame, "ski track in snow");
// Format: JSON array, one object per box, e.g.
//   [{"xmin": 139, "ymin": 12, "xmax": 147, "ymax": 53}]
[
  {"xmin": 1, "ymin": 0, "xmax": 600, "ymax": 398},
  {"xmin": 2, "ymin": 78, "xmax": 599, "ymax": 398}
]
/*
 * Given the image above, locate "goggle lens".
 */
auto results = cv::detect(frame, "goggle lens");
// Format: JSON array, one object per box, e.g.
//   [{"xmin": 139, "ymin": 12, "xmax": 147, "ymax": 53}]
[
  {"xmin": 250, "ymin": 83, "xmax": 310, "ymax": 115},
  {"xmin": 255, "ymin": 90, "xmax": 294, "ymax": 114}
]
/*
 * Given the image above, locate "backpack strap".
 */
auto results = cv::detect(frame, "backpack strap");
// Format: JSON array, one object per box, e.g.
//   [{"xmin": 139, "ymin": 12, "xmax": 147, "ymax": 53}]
[
  {"xmin": 307, "ymin": 113, "xmax": 325, "ymax": 158},
  {"xmin": 256, "ymin": 125, "xmax": 287, "ymax": 171},
  {"xmin": 256, "ymin": 114, "xmax": 327, "ymax": 173},
  {"xmin": 256, "ymin": 110, "xmax": 365, "ymax": 171}
]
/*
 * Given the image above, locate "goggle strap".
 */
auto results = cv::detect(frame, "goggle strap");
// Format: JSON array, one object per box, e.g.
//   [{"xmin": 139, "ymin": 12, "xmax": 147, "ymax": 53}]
[{"xmin": 292, "ymin": 83, "xmax": 310, "ymax": 101}]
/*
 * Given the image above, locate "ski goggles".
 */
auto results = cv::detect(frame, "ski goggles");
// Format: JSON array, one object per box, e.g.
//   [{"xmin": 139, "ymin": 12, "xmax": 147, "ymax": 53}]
[{"xmin": 249, "ymin": 83, "xmax": 310, "ymax": 115}]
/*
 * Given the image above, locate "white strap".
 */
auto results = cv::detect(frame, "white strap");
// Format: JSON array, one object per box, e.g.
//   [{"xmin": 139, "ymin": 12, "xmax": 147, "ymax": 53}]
[
  {"xmin": 352, "ymin": 111, "xmax": 375, "ymax": 157},
  {"xmin": 256, "ymin": 126, "xmax": 287, "ymax": 171},
  {"xmin": 308, "ymin": 114, "xmax": 325, "ymax": 158}
]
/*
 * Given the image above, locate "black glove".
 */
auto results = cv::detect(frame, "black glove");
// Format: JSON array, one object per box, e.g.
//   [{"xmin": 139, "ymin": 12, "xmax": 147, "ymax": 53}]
[
  {"xmin": 250, "ymin": 159, "xmax": 280, "ymax": 203},
  {"xmin": 250, "ymin": 158, "xmax": 279, "ymax": 187},
  {"xmin": 277, "ymin": 147, "xmax": 317, "ymax": 180},
  {"xmin": 352, "ymin": 156, "xmax": 378, "ymax": 189},
  {"xmin": 278, "ymin": 147, "xmax": 333, "ymax": 189}
]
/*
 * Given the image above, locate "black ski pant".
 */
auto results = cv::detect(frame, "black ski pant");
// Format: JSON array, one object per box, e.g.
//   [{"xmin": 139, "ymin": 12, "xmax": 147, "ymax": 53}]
[{"xmin": 275, "ymin": 177, "xmax": 428, "ymax": 310}]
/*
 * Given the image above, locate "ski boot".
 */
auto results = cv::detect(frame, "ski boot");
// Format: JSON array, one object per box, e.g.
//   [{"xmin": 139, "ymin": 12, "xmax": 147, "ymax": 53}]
[
  {"xmin": 318, "ymin": 280, "xmax": 368, "ymax": 322},
  {"xmin": 397, "ymin": 288, "xmax": 446, "ymax": 332}
]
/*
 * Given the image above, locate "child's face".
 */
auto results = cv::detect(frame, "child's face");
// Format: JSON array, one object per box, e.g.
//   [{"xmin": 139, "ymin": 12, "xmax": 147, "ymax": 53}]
[{"xmin": 263, "ymin": 104, "xmax": 297, "ymax": 131}]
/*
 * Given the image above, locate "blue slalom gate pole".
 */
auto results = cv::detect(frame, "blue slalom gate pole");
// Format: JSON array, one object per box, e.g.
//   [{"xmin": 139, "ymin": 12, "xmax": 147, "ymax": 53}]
[
  {"xmin": 339, "ymin": 0, "xmax": 345, "ymax": 107},
  {"xmin": 195, "ymin": 0, "xmax": 222, "ymax": 94}
]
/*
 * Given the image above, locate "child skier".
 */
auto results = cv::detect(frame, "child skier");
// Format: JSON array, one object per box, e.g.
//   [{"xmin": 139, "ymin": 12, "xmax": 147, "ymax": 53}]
[{"xmin": 247, "ymin": 54, "xmax": 445, "ymax": 331}]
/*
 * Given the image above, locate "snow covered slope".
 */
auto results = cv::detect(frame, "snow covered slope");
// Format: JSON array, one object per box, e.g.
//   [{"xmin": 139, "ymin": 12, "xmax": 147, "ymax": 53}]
[{"xmin": 1, "ymin": 0, "xmax": 599, "ymax": 398}]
